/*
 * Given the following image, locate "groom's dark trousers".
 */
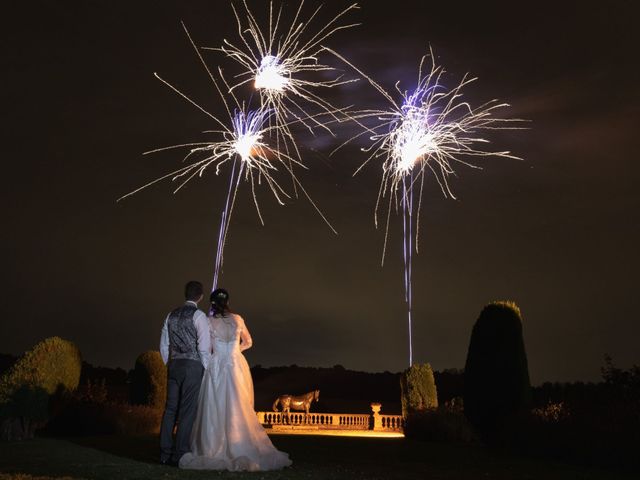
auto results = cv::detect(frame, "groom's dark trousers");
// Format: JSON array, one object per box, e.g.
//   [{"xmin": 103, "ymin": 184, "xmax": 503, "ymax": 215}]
[{"xmin": 160, "ymin": 359, "xmax": 204, "ymax": 462}]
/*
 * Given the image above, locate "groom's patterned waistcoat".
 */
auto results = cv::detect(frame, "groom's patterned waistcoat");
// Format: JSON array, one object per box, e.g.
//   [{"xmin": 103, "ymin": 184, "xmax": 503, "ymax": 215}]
[{"xmin": 167, "ymin": 304, "xmax": 200, "ymax": 362}]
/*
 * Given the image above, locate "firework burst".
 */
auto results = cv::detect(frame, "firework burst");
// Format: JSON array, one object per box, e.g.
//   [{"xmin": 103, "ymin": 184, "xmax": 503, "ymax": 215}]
[
  {"xmin": 207, "ymin": 1, "xmax": 360, "ymax": 167},
  {"xmin": 328, "ymin": 47, "xmax": 524, "ymax": 365}
]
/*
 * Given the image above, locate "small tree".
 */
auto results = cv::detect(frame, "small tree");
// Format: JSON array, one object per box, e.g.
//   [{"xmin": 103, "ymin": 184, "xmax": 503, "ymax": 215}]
[
  {"xmin": 400, "ymin": 363, "xmax": 438, "ymax": 417},
  {"xmin": 0, "ymin": 337, "xmax": 82, "ymax": 403},
  {"xmin": 0, "ymin": 337, "xmax": 82, "ymax": 440},
  {"xmin": 130, "ymin": 351, "xmax": 167, "ymax": 409},
  {"xmin": 463, "ymin": 301, "xmax": 531, "ymax": 443}
]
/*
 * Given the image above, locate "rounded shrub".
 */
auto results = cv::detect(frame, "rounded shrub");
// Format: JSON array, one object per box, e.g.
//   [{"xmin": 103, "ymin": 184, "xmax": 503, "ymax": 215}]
[
  {"xmin": 0, "ymin": 337, "xmax": 82, "ymax": 402},
  {"xmin": 0, "ymin": 337, "xmax": 82, "ymax": 440},
  {"xmin": 463, "ymin": 301, "xmax": 531, "ymax": 443},
  {"xmin": 400, "ymin": 363, "xmax": 438, "ymax": 417},
  {"xmin": 130, "ymin": 351, "xmax": 166, "ymax": 409}
]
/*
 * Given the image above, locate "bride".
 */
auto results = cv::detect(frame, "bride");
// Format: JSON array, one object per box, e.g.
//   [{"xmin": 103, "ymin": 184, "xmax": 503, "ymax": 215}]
[{"xmin": 179, "ymin": 288, "xmax": 292, "ymax": 471}]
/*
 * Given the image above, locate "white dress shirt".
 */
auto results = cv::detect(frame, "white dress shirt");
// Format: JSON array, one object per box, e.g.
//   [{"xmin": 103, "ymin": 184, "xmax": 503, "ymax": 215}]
[{"xmin": 159, "ymin": 300, "xmax": 212, "ymax": 369}]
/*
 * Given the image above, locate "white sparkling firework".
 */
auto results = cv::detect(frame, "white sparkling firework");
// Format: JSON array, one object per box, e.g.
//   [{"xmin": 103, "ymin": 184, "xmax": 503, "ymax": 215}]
[
  {"xmin": 328, "ymin": 47, "xmax": 525, "ymax": 366},
  {"xmin": 119, "ymin": 23, "xmax": 334, "ymax": 289},
  {"xmin": 208, "ymin": 0, "xmax": 360, "ymax": 163},
  {"xmin": 120, "ymin": 105, "xmax": 288, "ymax": 203}
]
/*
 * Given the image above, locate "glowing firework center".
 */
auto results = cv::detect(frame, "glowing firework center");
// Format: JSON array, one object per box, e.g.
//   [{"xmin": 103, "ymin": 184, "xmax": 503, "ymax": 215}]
[
  {"xmin": 391, "ymin": 109, "xmax": 437, "ymax": 174},
  {"xmin": 234, "ymin": 132, "xmax": 262, "ymax": 162},
  {"xmin": 231, "ymin": 109, "xmax": 271, "ymax": 164},
  {"xmin": 254, "ymin": 55, "xmax": 290, "ymax": 92}
]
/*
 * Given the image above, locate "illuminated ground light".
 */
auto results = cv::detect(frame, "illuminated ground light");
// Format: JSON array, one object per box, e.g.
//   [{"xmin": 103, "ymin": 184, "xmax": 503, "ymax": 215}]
[{"xmin": 267, "ymin": 428, "xmax": 404, "ymax": 438}]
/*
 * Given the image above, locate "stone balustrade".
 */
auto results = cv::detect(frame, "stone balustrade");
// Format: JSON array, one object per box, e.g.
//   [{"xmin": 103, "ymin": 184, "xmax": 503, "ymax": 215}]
[
  {"xmin": 256, "ymin": 403, "xmax": 404, "ymax": 432},
  {"xmin": 379, "ymin": 414, "xmax": 405, "ymax": 431}
]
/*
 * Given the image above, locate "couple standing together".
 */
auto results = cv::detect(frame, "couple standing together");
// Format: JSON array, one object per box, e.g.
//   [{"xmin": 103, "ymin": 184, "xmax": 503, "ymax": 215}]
[{"xmin": 159, "ymin": 281, "xmax": 291, "ymax": 471}]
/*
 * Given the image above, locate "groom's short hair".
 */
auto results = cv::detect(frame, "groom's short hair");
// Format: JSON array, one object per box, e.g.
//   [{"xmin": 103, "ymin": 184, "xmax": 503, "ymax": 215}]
[{"xmin": 184, "ymin": 281, "xmax": 204, "ymax": 301}]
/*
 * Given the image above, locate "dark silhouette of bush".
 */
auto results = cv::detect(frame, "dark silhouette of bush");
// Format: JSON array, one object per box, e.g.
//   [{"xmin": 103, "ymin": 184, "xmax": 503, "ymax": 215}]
[
  {"xmin": 434, "ymin": 369, "xmax": 464, "ymax": 405},
  {"xmin": 519, "ymin": 357, "xmax": 640, "ymax": 470},
  {"xmin": 463, "ymin": 301, "xmax": 531, "ymax": 444},
  {"xmin": 0, "ymin": 385, "xmax": 49, "ymax": 440},
  {"xmin": 129, "ymin": 351, "xmax": 166, "ymax": 409},
  {"xmin": 400, "ymin": 363, "xmax": 438, "ymax": 418},
  {"xmin": 79, "ymin": 361, "xmax": 129, "ymax": 403},
  {"xmin": 404, "ymin": 408, "xmax": 475, "ymax": 442},
  {"xmin": 0, "ymin": 337, "xmax": 82, "ymax": 440},
  {"xmin": 601, "ymin": 354, "xmax": 640, "ymax": 411},
  {"xmin": 81, "ymin": 378, "xmax": 109, "ymax": 404},
  {"xmin": 46, "ymin": 396, "xmax": 162, "ymax": 436},
  {"xmin": 0, "ymin": 354, "xmax": 17, "ymax": 377}
]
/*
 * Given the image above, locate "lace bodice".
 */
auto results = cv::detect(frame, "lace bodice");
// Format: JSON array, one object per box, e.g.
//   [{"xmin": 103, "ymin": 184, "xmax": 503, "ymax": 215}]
[{"xmin": 209, "ymin": 313, "xmax": 253, "ymax": 352}]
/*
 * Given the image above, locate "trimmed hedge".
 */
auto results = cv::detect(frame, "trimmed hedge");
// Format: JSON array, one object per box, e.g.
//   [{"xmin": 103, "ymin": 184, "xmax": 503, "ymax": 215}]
[
  {"xmin": 0, "ymin": 337, "xmax": 82, "ymax": 440},
  {"xmin": 0, "ymin": 337, "xmax": 82, "ymax": 402},
  {"xmin": 400, "ymin": 363, "xmax": 438, "ymax": 417},
  {"xmin": 463, "ymin": 301, "xmax": 531, "ymax": 444},
  {"xmin": 130, "ymin": 351, "xmax": 167, "ymax": 409}
]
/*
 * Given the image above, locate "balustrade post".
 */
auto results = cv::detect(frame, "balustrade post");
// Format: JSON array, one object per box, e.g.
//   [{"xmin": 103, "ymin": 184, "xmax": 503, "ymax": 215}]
[{"xmin": 370, "ymin": 402, "xmax": 382, "ymax": 431}]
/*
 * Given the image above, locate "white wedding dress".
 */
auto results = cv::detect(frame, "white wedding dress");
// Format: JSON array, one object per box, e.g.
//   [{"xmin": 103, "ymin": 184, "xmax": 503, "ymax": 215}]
[{"xmin": 179, "ymin": 313, "xmax": 292, "ymax": 471}]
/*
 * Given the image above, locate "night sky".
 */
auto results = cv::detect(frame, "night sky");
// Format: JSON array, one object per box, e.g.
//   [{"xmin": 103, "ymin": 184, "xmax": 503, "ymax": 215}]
[{"xmin": 3, "ymin": 1, "xmax": 639, "ymax": 384}]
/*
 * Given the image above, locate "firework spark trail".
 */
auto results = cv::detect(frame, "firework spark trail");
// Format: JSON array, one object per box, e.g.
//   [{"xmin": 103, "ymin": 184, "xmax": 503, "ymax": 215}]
[
  {"xmin": 207, "ymin": 0, "xmax": 361, "ymax": 194},
  {"xmin": 213, "ymin": 158, "xmax": 242, "ymax": 290},
  {"xmin": 398, "ymin": 174, "xmax": 419, "ymax": 365},
  {"xmin": 402, "ymin": 175, "xmax": 415, "ymax": 366},
  {"xmin": 326, "ymin": 46, "xmax": 525, "ymax": 365}
]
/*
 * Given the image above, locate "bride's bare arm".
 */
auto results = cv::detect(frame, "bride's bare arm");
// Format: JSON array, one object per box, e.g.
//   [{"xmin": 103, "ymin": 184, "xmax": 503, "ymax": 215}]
[{"xmin": 239, "ymin": 316, "xmax": 253, "ymax": 352}]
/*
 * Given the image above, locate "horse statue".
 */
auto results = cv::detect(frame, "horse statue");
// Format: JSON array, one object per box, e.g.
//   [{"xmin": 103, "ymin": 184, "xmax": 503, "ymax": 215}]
[{"xmin": 272, "ymin": 390, "xmax": 320, "ymax": 424}]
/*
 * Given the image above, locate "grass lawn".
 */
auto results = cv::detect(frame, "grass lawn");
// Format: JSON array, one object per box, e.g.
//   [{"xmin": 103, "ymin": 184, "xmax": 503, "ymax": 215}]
[{"xmin": 0, "ymin": 434, "xmax": 634, "ymax": 480}]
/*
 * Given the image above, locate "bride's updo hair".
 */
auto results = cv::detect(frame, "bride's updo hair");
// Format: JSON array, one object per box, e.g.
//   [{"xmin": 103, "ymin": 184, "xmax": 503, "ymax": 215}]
[{"xmin": 210, "ymin": 288, "xmax": 230, "ymax": 316}]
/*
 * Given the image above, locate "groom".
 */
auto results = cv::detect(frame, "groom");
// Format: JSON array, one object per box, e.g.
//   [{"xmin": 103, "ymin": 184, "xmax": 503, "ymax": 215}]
[{"xmin": 159, "ymin": 280, "xmax": 211, "ymax": 466}]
